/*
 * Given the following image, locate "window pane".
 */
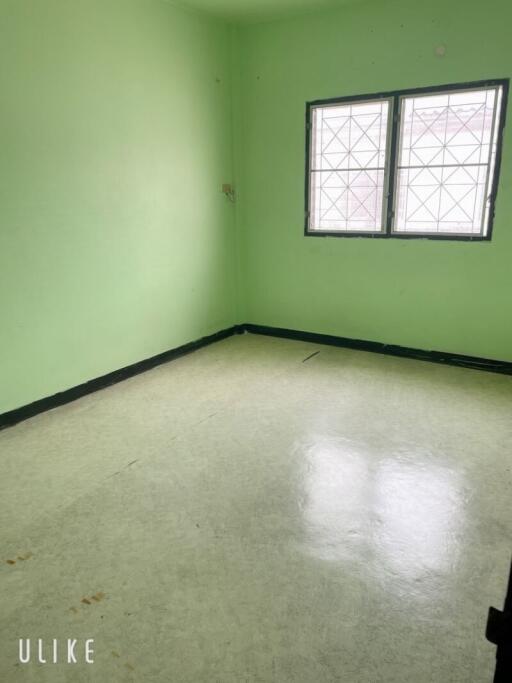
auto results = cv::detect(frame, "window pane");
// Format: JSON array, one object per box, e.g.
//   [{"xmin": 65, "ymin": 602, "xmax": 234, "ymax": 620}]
[
  {"xmin": 393, "ymin": 87, "xmax": 502, "ymax": 236},
  {"xmin": 309, "ymin": 99, "xmax": 390, "ymax": 232}
]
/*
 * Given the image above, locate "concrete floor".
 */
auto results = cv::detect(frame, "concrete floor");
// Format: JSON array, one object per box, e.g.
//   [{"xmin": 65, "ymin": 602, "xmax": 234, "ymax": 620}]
[{"xmin": 1, "ymin": 333, "xmax": 511, "ymax": 682}]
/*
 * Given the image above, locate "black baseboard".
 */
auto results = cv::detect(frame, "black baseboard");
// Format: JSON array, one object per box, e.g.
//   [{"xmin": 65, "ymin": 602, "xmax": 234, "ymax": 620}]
[
  {"xmin": 243, "ymin": 324, "xmax": 512, "ymax": 376},
  {"xmin": 0, "ymin": 325, "xmax": 243, "ymax": 431},
  {"xmin": 2, "ymin": 322, "xmax": 511, "ymax": 431}
]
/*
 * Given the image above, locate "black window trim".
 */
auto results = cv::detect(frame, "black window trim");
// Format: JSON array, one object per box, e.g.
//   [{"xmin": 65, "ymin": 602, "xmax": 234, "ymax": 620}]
[{"xmin": 304, "ymin": 78, "xmax": 509, "ymax": 241}]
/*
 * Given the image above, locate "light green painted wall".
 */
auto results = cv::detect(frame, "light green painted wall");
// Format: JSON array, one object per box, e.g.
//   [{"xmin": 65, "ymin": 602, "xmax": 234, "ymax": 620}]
[
  {"xmin": 0, "ymin": 0, "xmax": 236, "ymax": 413},
  {"xmin": 2, "ymin": 0, "xmax": 511, "ymax": 415},
  {"xmin": 235, "ymin": 0, "xmax": 512, "ymax": 361}
]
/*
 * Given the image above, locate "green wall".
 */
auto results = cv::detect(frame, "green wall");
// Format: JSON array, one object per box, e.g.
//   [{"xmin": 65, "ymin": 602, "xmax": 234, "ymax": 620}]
[
  {"xmin": 2, "ymin": 0, "xmax": 511, "ymax": 415},
  {"xmin": 234, "ymin": 0, "xmax": 512, "ymax": 361},
  {"xmin": 0, "ymin": 0, "xmax": 236, "ymax": 413}
]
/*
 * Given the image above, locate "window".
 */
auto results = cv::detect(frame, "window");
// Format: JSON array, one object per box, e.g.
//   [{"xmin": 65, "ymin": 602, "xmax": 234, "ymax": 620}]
[{"xmin": 305, "ymin": 80, "xmax": 508, "ymax": 240}]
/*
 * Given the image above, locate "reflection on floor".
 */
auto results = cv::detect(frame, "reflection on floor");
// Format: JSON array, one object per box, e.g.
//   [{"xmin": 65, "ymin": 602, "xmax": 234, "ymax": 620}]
[{"xmin": 1, "ymin": 333, "xmax": 511, "ymax": 682}]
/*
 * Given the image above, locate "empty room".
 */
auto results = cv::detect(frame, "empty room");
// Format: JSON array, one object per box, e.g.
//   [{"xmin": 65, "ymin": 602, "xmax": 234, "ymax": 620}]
[{"xmin": 1, "ymin": 0, "xmax": 511, "ymax": 680}]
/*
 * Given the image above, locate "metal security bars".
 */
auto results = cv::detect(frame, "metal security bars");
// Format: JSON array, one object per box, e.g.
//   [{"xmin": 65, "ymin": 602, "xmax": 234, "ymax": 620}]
[
  {"xmin": 308, "ymin": 99, "xmax": 391, "ymax": 232},
  {"xmin": 305, "ymin": 79, "xmax": 509, "ymax": 240}
]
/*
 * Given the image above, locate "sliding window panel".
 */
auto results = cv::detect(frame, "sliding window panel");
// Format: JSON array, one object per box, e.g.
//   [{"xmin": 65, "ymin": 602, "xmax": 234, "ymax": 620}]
[
  {"xmin": 392, "ymin": 86, "xmax": 504, "ymax": 237},
  {"xmin": 308, "ymin": 98, "xmax": 392, "ymax": 234}
]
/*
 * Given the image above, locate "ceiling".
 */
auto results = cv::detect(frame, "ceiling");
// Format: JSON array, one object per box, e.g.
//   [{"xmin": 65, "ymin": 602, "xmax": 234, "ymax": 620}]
[{"xmin": 175, "ymin": 0, "xmax": 366, "ymax": 23}]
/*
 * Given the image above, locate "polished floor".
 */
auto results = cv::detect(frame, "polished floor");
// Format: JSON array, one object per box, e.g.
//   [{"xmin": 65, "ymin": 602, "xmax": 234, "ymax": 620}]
[{"xmin": 1, "ymin": 333, "xmax": 511, "ymax": 682}]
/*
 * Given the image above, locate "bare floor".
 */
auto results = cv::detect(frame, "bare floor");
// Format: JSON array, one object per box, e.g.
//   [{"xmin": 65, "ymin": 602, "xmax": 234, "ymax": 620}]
[{"xmin": 1, "ymin": 333, "xmax": 511, "ymax": 682}]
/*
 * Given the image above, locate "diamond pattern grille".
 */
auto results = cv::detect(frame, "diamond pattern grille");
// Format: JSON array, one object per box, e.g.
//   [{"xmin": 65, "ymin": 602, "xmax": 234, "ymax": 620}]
[
  {"xmin": 394, "ymin": 87, "xmax": 501, "ymax": 235},
  {"xmin": 309, "ymin": 100, "xmax": 390, "ymax": 231}
]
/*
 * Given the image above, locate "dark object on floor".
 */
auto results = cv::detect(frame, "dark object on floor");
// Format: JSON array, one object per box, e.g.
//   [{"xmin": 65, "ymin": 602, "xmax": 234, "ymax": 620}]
[{"xmin": 487, "ymin": 558, "xmax": 512, "ymax": 681}]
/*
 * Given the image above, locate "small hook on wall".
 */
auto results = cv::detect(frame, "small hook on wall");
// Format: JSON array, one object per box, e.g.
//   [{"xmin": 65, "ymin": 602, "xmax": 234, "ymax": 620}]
[{"xmin": 222, "ymin": 183, "xmax": 235, "ymax": 203}]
